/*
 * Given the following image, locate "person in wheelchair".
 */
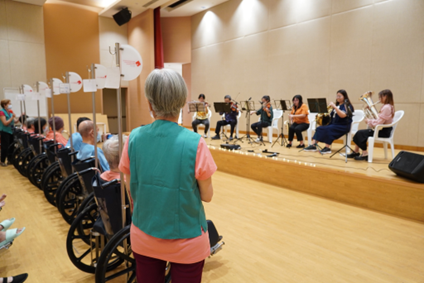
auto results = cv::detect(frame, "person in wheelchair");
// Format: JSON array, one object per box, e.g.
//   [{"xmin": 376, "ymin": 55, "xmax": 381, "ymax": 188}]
[
  {"xmin": 66, "ymin": 117, "xmax": 91, "ymax": 151},
  {"xmin": 119, "ymin": 69, "xmax": 217, "ymax": 283},
  {"xmin": 100, "ymin": 135, "xmax": 120, "ymax": 181},
  {"xmin": 44, "ymin": 117, "xmax": 68, "ymax": 145},
  {"xmin": 77, "ymin": 120, "xmax": 109, "ymax": 171}
]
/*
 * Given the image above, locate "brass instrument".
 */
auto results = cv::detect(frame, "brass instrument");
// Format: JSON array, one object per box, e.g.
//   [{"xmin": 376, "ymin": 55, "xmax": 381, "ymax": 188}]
[
  {"xmin": 315, "ymin": 105, "xmax": 333, "ymax": 126},
  {"xmin": 359, "ymin": 91, "xmax": 380, "ymax": 120}
]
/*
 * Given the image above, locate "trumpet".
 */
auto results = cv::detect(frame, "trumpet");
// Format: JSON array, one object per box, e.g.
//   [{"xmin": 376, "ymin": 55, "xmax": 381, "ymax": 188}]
[{"xmin": 359, "ymin": 91, "xmax": 380, "ymax": 120}]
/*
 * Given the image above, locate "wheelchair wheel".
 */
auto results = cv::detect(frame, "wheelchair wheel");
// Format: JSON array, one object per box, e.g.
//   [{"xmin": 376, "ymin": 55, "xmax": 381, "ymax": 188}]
[
  {"xmin": 27, "ymin": 154, "xmax": 46, "ymax": 188},
  {"xmin": 95, "ymin": 225, "xmax": 136, "ymax": 283},
  {"xmin": 55, "ymin": 173, "xmax": 78, "ymax": 211},
  {"xmin": 67, "ymin": 203, "xmax": 123, "ymax": 274},
  {"xmin": 58, "ymin": 174, "xmax": 84, "ymax": 224},
  {"xmin": 42, "ymin": 162, "xmax": 63, "ymax": 206},
  {"xmin": 12, "ymin": 146, "xmax": 22, "ymax": 170},
  {"xmin": 16, "ymin": 148, "xmax": 34, "ymax": 177}
]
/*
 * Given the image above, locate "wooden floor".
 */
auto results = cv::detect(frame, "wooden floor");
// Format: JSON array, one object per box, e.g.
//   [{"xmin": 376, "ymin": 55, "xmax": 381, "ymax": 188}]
[{"xmin": 1, "ymin": 164, "xmax": 424, "ymax": 282}]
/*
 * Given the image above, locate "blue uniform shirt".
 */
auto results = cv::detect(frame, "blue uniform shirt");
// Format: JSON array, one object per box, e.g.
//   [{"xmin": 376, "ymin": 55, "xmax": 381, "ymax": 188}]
[
  {"xmin": 76, "ymin": 142, "xmax": 110, "ymax": 171},
  {"xmin": 66, "ymin": 132, "xmax": 83, "ymax": 151}
]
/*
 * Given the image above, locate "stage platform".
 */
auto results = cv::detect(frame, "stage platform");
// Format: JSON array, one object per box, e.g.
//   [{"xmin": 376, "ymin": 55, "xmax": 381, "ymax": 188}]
[{"xmin": 204, "ymin": 136, "xmax": 424, "ymax": 223}]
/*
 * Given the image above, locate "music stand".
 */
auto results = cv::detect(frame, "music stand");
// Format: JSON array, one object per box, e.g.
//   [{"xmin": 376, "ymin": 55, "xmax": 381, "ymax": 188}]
[
  {"xmin": 188, "ymin": 101, "xmax": 206, "ymax": 113},
  {"xmin": 272, "ymin": 100, "xmax": 290, "ymax": 147},
  {"xmin": 214, "ymin": 102, "xmax": 232, "ymax": 141},
  {"xmin": 234, "ymin": 100, "xmax": 256, "ymax": 145},
  {"xmin": 300, "ymin": 98, "xmax": 329, "ymax": 152}
]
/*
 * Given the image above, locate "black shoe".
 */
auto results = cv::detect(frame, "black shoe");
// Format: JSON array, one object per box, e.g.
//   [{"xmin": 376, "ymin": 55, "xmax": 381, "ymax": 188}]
[
  {"xmin": 211, "ymin": 135, "xmax": 220, "ymax": 140},
  {"xmin": 320, "ymin": 147, "xmax": 332, "ymax": 154},
  {"xmin": 304, "ymin": 144, "xmax": 317, "ymax": 152},
  {"xmin": 286, "ymin": 144, "xmax": 292, "ymax": 148},
  {"xmin": 347, "ymin": 152, "xmax": 360, "ymax": 158},
  {"xmin": 259, "ymin": 137, "xmax": 263, "ymax": 142},
  {"xmin": 228, "ymin": 136, "xmax": 234, "ymax": 141},
  {"xmin": 10, "ymin": 273, "xmax": 28, "ymax": 283},
  {"xmin": 354, "ymin": 155, "xmax": 368, "ymax": 161},
  {"xmin": 296, "ymin": 144, "xmax": 305, "ymax": 148}
]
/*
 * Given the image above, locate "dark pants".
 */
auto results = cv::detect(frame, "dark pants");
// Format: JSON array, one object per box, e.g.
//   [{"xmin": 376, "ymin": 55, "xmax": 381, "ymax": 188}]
[
  {"xmin": 251, "ymin": 121, "xmax": 270, "ymax": 137},
  {"xmin": 192, "ymin": 119, "xmax": 209, "ymax": 134},
  {"xmin": 134, "ymin": 252, "xmax": 205, "ymax": 283},
  {"xmin": 288, "ymin": 123, "xmax": 309, "ymax": 142},
  {"xmin": 0, "ymin": 131, "xmax": 13, "ymax": 163},
  {"xmin": 353, "ymin": 127, "xmax": 392, "ymax": 151},
  {"xmin": 215, "ymin": 120, "xmax": 236, "ymax": 137}
]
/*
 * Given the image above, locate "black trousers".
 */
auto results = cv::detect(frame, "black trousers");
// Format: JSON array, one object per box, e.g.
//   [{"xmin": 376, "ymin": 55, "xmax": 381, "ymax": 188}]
[
  {"xmin": 353, "ymin": 127, "xmax": 392, "ymax": 151},
  {"xmin": 192, "ymin": 119, "xmax": 210, "ymax": 134},
  {"xmin": 215, "ymin": 120, "xmax": 237, "ymax": 137},
  {"xmin": 251, "ymin": 121, "xmax": 270, "ymax": 137},
  {"xmin": 1, "ymin": 131, "xmax": 13, "ymax": 163},
  {"xmin": 288, "ymin": 123, "xmax": 309, "ymax": 142}
]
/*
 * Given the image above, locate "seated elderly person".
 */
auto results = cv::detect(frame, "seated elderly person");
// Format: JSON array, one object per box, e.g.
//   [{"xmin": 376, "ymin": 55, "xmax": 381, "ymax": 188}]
[
  {"xmin": 66, "ymin": 117, "xmax": 91, "ymax": 151},
  {"xmin": 76, "ymin": 120, "xmax": 110, "ymax": 171},
  {"xmin": 100, "ymin": 135, "xmax": 121, "ymax": 181},
  {"xmin": 45, "ymin": 117, "xmax": 68, "ymax": 145}
]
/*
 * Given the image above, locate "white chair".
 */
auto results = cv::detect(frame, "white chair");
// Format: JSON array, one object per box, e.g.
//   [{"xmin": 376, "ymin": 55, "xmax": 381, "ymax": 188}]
[
  {"xmin": 346, "ymin": 110, "xmax": 365, "ymax": 153},
  {"xmin": 192, "ymin": 107, "xmax": 212, "ymax": 137},
  {"xmin": 301, "ymin": 112, "xmax": 317, "ymax": 146},
  {"xmin": 257, "ymin": 109, "xmax": 283, "ymax": 142},
  {"xmin": 222, "ymin": 111, "xmax": 242, "ymax": 138},
  {"xmin": 368, "ymin": 110, "xmax": 404, "ymax": 163}
]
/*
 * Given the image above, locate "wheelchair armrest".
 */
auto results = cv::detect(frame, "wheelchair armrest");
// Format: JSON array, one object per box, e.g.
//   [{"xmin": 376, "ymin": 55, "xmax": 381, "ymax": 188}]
[{"xmin": 68, "ymin": 151, "xmax": 79, "ymax": 157}]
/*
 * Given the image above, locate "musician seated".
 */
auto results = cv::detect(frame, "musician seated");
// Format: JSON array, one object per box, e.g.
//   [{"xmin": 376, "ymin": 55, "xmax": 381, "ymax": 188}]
[
  {"xmin": 211, "ymin": 95, "xmax": 238, "ymax": 140},
  {"xmin": 348, "ymin": 89, "xmax": 395, "ymax": 161},
  {"xmin": 250, "ymin": 95, "xmax": 273, "ymax": 142},
  {"xmin": 192, "ymin": 94, "xmax": 210, "ymax": 138},
  {"xmin": 66, "ymin": 117, "xmax": 91, "ymax": 151},
  {"xmin": 304, "ymin": 89, "xmax": 354, "ymax": 154},
  {"xmin": 287, "ymin": 95, "xmax": 309, "ymax": 148},
  {"xmin": 77, "ymin": 120, "xmax": 110, "ymax": 171},
  {"xmin": 45, "ymin": 117, "xmax": 68, "ymax": 145}
]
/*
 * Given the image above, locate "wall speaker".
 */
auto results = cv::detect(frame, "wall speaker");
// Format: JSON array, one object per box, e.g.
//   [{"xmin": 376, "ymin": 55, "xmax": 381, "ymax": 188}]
[
  {"xmin": 389, "ymin": 151, "xmax": 424, "ymax": 183},
  {"xmin": 113, "ymin": 8, "xmax": 132, "ymax": 26}
]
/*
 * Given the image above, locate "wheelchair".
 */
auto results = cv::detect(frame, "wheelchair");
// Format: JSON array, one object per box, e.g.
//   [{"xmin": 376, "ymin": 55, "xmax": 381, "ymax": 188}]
[
  {"xmin": 56, "ymin": 157, "xmax": 101, "ymax": 224},
  {"xmin": 66, "ymin": 169, "xmax": 224, "ymax": 282},
  {"xmin": 42, "ymin": 147, "xmax": 77, "ymax": 206},
  {"xmin": 26, "ymin": 138, "xmax": 60, "ymax": 189}
]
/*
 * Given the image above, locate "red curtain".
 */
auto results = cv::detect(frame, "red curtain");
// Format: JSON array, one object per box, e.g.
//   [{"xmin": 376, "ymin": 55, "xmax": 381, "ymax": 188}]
[{"xmin": 154, "ymin": 7, "xmax": 164, "ymax": 69}]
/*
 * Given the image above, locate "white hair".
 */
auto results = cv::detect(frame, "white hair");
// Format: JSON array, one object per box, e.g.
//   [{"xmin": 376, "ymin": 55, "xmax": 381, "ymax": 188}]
[
  {"xmin": 102, "ymin": 135, "xmax": 120, "ymax": 170},
  {"xmin": 145, "ymin": 69, "xmax": 187, "ymax": 118}
]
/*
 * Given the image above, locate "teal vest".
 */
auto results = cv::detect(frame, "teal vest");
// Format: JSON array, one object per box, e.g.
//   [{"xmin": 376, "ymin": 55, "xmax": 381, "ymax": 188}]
[
  {"xmin": 0, "ymin": 109, "xmax": 13, "ymax": 134},
  {"xmin": 128, "ymin": 120, "xmax": 208, "ymax": 239}
]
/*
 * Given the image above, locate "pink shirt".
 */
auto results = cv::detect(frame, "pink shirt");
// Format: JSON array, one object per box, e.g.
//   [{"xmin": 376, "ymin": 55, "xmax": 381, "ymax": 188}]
[
  {"xmin": 44, "ymin": 131, "xmax": 68, "ymax": 146},
  {"xmin": 367, "ymin": 104, "xmax": 394, "ymax": 127},
  {"xmin": 100, "ymin": 170, "xmax": 121, "ymax": 181},
  {"xmin": 119, "ymin": 134, "xmax": 217, "ymax": 264}
]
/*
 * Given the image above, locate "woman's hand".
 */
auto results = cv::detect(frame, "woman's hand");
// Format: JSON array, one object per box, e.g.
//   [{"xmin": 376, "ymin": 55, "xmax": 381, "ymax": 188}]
[
  {"xmin": 250, "ymin": 111, "xmax": 255, "ymax": 115},
  {"xmin": 329, "ymin": 102, "xmax": 336, "ymax": 109}
]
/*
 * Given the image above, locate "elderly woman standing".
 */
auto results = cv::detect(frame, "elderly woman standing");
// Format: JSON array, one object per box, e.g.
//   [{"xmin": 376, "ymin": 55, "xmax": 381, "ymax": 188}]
[
  {"xmin": 119, "ymin": 69, "xmax": 216, "ymax": 283},
  {"xmin": 0, "ymin": 99, "xmax": 17, "ymax": 166}
]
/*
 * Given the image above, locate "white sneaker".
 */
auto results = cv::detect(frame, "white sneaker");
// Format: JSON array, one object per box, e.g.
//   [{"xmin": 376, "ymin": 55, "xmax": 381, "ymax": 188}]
[
  {"xmin": 204, "ymin": 134, "xmax": 208, "ymax": 138},
  {"xmin": 255, "ymin": 137, "xmax": 260, "ymax": 142}
]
